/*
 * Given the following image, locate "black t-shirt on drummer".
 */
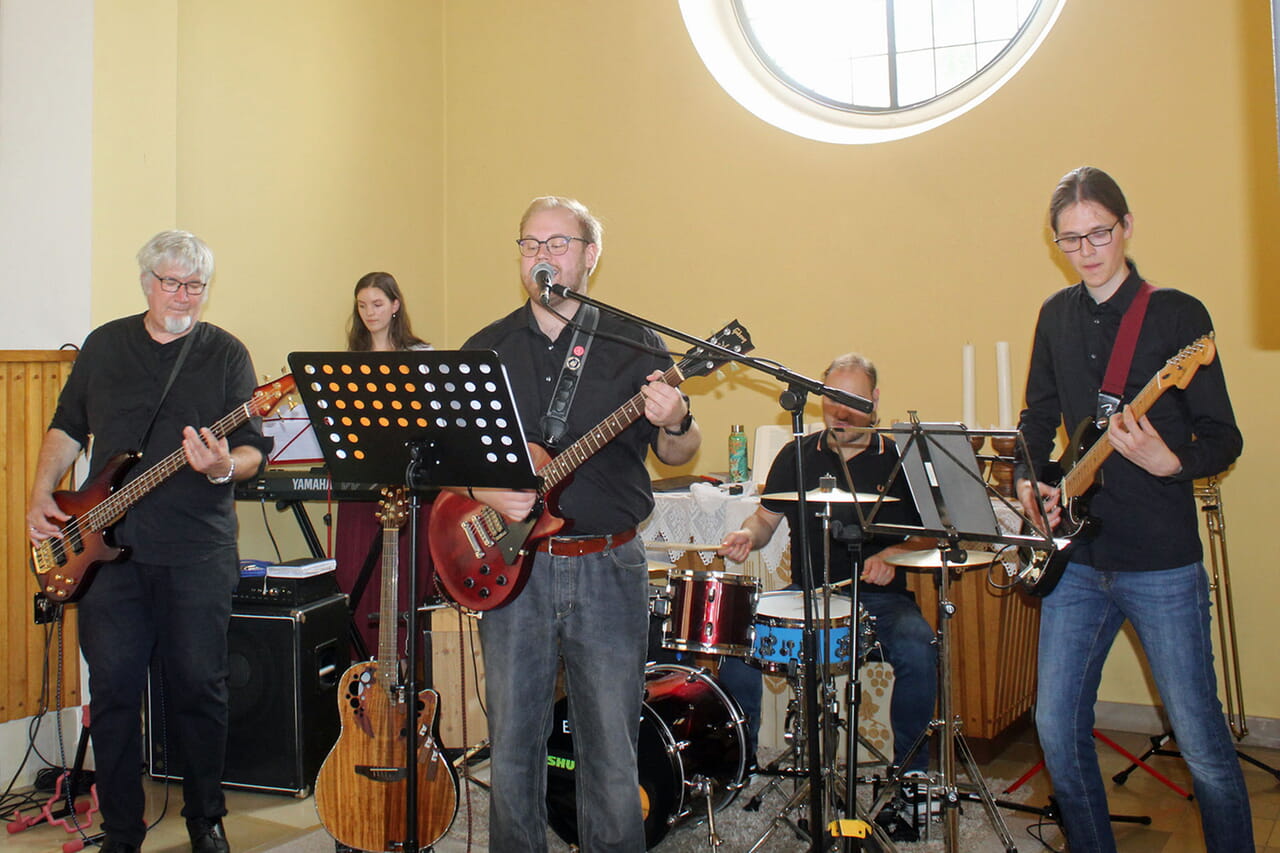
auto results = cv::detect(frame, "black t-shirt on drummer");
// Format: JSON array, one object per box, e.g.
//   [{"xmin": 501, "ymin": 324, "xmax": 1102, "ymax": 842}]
[{"xmin": 760, "ymin": 430, "xmax": 920, "ymax": 598}]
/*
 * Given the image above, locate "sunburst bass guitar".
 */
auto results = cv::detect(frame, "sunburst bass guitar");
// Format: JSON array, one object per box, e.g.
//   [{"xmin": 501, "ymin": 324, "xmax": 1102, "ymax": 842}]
[
  {"xmin": 30, "ymin": 375, "xmax": 295, "ymax": 602},
  {"xmin": 315, "ymin": 487, "xmax": 457, "ymax": 851},
  {"xmin": 1018, "ymin": 334, "xmax": 1217, "ymax": 596},
  {"xmin": 429, "ymin": 320, "xmax": 754, "ymax": 611}
]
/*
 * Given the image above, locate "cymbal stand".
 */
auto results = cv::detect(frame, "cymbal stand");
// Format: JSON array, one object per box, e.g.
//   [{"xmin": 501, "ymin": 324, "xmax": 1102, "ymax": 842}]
[{"xmin": 866, "ymin": 551, "xmax": 1017, "ymax": 852}]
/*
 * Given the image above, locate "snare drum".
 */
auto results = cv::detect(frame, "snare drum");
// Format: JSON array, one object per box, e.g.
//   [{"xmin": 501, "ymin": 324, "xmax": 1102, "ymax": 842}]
[
  {"xmin": 749, "ymin": 590, "xmax": 875, "ymax": 675},
  {"xmin": 545, "ymin": 663, "xmax": 747, "ymax": 848},
  {"xmin": 662, "ymin": 569, "xmax": 759, "ymax": 657}
]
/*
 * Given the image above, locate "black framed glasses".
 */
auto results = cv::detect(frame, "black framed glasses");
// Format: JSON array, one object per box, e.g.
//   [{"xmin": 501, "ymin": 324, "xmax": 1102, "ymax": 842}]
[
  {"xmin": 515, "ymin": 236, "xmax": 590, "ymax": 257},
  {"xmin": 1053, "ymin": 220, "xmax": 1122, "ymax": 253},
  {"xmin": 151, "ymin": 270, "xmax": 208, "ymax": 295}
]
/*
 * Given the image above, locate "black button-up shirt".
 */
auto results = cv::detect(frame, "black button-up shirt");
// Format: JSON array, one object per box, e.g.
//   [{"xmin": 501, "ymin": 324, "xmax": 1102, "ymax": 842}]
[
  {"xmin": 1016, "ymin": 263, "xmax": 1242, "ymax": 571},
  {"xmin": 464, "ymin": 301, "xmax": 672, "ymax": 535}
]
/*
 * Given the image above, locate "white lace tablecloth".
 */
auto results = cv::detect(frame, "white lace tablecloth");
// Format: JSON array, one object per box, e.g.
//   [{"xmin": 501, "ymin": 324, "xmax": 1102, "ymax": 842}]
[{"xmin": 640, "ymin": 482, "xmax": 790, "ymax": 579}]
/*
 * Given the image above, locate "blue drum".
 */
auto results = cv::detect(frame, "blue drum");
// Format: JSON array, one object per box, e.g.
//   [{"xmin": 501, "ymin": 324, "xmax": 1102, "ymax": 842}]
[{"xmin": 749, "ymin": 590, "xmax": 875, "ymax": 676}]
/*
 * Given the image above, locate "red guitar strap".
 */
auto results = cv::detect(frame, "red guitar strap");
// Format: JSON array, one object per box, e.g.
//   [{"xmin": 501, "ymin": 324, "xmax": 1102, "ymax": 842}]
[{"xmin": 1095, "ymin": 281, "xmax": 1155, "ymax": 424}]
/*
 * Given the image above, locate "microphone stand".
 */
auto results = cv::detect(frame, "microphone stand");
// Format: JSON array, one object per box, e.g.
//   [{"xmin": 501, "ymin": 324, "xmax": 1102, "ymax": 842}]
[{"xmin": 546, "ymin": 282, "xmax": 872, "ymax": 851}]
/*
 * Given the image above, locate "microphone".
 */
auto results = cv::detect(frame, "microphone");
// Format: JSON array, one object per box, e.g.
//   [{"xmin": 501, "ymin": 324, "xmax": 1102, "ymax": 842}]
[{"xmin": 531, "ymin": 262, "xmax": 556, "ymax": 305}]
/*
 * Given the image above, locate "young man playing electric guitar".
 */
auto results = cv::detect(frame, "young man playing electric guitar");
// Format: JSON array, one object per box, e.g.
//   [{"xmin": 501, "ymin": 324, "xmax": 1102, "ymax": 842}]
[{"xmin": 1015, "ymin": 167, "xmax": 1250, "ymax": 853}]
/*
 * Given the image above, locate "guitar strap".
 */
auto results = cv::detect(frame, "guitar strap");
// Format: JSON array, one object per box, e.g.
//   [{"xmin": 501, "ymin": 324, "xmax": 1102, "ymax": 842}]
[
  {"xmin": 540, "ymin": 304, "xmax": 599, "ymax": 449},
  {"xmin": 136, "ymin": 321, "xmax": 203, "ymax": 449},
  {"xmin": 1095, "ymin": 281, "xmax": 1155, "ymax": 427}
]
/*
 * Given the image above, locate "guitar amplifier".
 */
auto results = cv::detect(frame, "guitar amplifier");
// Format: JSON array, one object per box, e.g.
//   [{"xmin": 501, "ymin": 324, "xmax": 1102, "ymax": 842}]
[
  {"xmin": 232, "ymin": 571, "xmax": 342, "ymax": 607},
  {"xmin": 146, "ymin": 593, "xmax": 350, "ymax": 795}
]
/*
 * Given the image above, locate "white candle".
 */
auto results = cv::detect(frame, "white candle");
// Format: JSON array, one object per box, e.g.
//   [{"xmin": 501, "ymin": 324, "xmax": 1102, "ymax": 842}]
[
  {"xmin": 996, "ymin": 341, "xmax": 1013, "ymax": 428},
  {"xmin": 962, "ymin": 343, "xmax": 975, "ymax": 427}
]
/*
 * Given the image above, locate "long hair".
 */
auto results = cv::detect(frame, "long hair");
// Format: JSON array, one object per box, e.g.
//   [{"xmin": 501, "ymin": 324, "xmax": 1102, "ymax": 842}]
[
  {"xmin": 346, "ymin": 272, "xmax": 428, "ymax": 351},
  {"xmin": 1048, "ymin": 166, "xmax": 1130, "ymax": 233}
]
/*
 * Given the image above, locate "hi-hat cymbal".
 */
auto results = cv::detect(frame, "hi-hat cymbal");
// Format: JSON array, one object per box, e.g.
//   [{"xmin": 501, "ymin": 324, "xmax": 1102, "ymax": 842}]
[
  {"xmin": 647, "ymin": 560, "xmax": 676, "ymax": 578},
  {"xmin": 759, "ymin": 487, "xmax": 899, "ymax": 504},
  {"xmin": 882, "ymin": 549, "xmax": 996, "ymax": 569}
]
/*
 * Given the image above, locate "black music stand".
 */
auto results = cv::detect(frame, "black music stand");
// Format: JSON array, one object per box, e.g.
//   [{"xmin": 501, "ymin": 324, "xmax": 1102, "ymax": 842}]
[
  {"xmin": 288, "ymin": 349, "xmax": 538, "ymax": 852},
  {"xmin": 855, "ymin": 417, "xmax": 1026, "ymax": 853}
]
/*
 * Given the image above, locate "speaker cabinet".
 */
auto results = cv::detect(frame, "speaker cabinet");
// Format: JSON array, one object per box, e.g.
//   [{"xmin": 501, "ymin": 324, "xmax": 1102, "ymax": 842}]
[{"xmin": 147, "ymin": 593, "xmax": 350, "ymax": 796}]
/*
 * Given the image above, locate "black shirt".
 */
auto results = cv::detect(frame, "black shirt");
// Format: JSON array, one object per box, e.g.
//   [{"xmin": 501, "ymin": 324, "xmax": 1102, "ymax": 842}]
[
  {"xmin": 463, "ymin": 302, "xmax": 673, "ymax": 535},
  {"xmin": 761, "ymin": 430, "xmax": 920, "ymax": 596},
  {"xmin": 1016, "ymin": 263, "xmax": 1242, "ymax": 571},
  {"xmin": 49, "ymin": 314, "xmax": 273, "ymax": 564}
]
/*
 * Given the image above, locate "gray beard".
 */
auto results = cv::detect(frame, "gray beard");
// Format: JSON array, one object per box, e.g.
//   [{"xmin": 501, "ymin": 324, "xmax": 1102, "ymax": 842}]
[{"xmin": 164, "ymin": 314, "xmax": 193, "ymax": 334}]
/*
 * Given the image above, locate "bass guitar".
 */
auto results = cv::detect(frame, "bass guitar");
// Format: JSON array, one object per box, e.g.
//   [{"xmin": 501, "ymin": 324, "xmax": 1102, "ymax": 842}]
[
  {"xmin": 1018, "ymin": 334, "xmax": 1217, "ymax": 596},
  {"xmin": 430, "ymin": 320, "xmax": 754, "ymax": 611},
  {"xmin": 315, "ymin": 487, "xmax": 458, "ymax": 850},
  {"xmin": 30, "ymin": 375, "xmax": 296, "ymax": 602}
]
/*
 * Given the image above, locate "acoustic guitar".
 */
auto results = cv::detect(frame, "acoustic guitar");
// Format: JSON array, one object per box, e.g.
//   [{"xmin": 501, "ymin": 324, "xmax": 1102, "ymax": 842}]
[
  {"xmin": 1018, "ymin": 334, "xmax": 1217, "ymax": 596},
  {"xmin": 315, "ymin": 487, "xmax": 457, "ymax": 850},
  {"xmin": 429, "ymin": 321, "xmax": 754, "ymax": 611},
  {"xmin": 30, "ymin": 374, "xmax": 295, "ymax": 602}
]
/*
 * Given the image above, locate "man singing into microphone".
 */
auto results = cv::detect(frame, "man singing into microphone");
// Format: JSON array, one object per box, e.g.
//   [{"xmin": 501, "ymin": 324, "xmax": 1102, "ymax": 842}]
[{"xmin": 461, "ymin": 196, "xmax": 701, "ymax": 851}]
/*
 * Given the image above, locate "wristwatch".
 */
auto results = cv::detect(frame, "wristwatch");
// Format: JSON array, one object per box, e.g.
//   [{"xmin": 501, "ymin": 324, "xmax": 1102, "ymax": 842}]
[
  {"xmin": 207, "ymin": 457, "xmax": 236, "ymax": 485},
  {"xmin": 663, "ymin": 394, "xmax": 694, "ymax": 436}
]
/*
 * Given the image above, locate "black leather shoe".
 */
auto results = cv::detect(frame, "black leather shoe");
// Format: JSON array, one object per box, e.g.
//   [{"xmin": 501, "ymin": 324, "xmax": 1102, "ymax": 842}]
[
  {"xmin": 99, "ymin": 839, "xmax": 141, "ymax": 853},
  {"xmin": 186, "ymin": 818, "xmax": 230, "ymax": 853}
]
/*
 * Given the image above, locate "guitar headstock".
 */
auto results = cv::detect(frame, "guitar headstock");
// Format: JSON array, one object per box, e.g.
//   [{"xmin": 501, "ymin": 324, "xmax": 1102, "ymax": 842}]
[
  {"xmin": 250, "ymin": 374, "xmax": 297, "ymax": 417},
  {"xmin": 1163, "ymin": 334, "xmax": 1216, "ymax": 390},
  {"xmin": 678, "ymin": 320, "xmax": 754, "ymax": 380},
  {"xmin": 377, "ymin": 486, "xmax": 410, "ymax": 530}
]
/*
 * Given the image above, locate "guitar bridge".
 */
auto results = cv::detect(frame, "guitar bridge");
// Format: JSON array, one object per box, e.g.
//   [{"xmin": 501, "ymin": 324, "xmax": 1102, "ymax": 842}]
[{"xmin": 354, "ymin": 765, "xmax": 408, "ymax": 783}]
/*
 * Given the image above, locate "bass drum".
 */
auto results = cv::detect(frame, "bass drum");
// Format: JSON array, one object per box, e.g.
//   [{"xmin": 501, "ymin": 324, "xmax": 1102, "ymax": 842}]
[{"xmin": 546, "ymin": 663, "xmax": 747, "ymax": 849}]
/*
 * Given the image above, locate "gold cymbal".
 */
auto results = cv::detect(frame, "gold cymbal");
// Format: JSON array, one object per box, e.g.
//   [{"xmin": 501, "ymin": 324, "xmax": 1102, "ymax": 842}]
[
  {"xmin": 760, "ymin": 487, "xmax": 899, "ymax": 504},
  {"xmin": 882, "ymin": 549, "xmax": 996, "ymax": 569},
  {"xmin": 647, "ymin": 560, "xmax": 676, "ymax": 578}
]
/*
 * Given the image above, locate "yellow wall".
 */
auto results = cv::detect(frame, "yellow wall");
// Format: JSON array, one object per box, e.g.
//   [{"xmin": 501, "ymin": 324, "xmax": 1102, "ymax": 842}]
[{"xmin": 92, "ymin": 1, "xmax": 1280, "ymax": 719}]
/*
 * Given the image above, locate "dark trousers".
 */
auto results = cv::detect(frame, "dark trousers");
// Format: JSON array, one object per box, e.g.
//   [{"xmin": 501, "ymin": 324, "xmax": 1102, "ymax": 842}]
[{"xmin": 78, "ymin": 549, "xmax": 239, "ymax": 845}]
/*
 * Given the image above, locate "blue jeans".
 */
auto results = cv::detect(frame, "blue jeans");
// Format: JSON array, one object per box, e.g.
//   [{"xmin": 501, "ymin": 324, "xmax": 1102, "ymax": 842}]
[
  {"xmin": 1036, "ymin": 561, "xmax": 1252, "ymax": 853},
  {"xmin": 479, "ymin": 537, "xmax": 649, "ymax": 852},
  {"xmin": 718, "ymin": 589, "xmax": 936, "ymax": 774},
  {"xmin": 78, "ymin": 550, "xmax": 239, "ymax": 846}
]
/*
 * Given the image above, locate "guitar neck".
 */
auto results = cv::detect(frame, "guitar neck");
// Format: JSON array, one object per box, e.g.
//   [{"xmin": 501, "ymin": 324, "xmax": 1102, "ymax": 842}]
[
  {"xmin": 81, "ymin": 402, "xmax": 258, "ymax": 534},
  {"xmin": 537, "ymin": 363, "xmax": 685, "ymax": 492},
  {"xmin": 376, "ymin": 525, "xmax": 400, "ymax": 691},
  {"xmin": 1061, "ymin": 366, "xmax": 1171, "ymax": 500}
]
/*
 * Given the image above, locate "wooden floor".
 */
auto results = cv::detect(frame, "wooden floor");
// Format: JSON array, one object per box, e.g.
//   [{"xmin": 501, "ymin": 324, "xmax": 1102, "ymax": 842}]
[{"xmin": 5, "ymin": 726, "xmax": 1280, "ymax": 852}]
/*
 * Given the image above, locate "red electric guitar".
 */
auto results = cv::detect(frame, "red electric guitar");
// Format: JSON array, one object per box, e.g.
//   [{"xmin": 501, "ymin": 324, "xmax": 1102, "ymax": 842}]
[
  {"xmin": 430, "ymin": 321, "xmax": 753, "ymax": 611},
  {"xmin": 30, "ymin": 375, "xmax": 295, "ymax": 602},
  {"xmin": 1018, "ymin": 334, "xmax": 1217, "ymax": 596},
  {"xmin": 314, "ymin": 487, "xmax": 457, "ymax": 851}
]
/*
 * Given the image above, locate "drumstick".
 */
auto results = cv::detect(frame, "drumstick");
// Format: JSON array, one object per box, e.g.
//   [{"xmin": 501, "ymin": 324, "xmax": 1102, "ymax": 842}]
[{"xmin": 644, "ymin": 541, "xmax": 724, "ymax": 552}]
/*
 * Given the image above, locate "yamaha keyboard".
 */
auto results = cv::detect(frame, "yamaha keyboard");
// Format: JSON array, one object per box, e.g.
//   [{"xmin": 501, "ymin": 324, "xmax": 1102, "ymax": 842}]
[{"xmin": 235, "ymin": 467, "xmax": 382, "ymax": 503}]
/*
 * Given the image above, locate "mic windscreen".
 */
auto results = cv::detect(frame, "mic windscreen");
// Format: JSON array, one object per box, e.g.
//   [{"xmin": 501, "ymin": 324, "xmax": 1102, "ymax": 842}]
[{"xmin": 531, "ymin": 262, "xmax": 556, "ymax": 288}]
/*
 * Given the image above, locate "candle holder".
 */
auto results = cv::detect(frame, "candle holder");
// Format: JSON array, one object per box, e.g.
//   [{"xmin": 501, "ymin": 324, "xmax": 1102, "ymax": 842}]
[{"xmin": 989, "ymin": 433, "xmax": 1018, "ymax": 499}]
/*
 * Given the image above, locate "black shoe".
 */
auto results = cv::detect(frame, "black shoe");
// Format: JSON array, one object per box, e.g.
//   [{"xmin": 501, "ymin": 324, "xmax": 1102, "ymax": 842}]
[
  {"xmin": 187, "ymin": 818, "xmax": 230, "ymax": 853},
  {"xmin": 99, "ymin": 839, "xmax": 141, "ymax": 853}
]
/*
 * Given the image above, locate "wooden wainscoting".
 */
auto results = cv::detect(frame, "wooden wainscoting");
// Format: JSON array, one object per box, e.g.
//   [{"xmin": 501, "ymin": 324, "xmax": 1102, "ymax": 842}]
[{"xmin": 1, "ymin": 350, "xmax": 80, "ymax": 724}]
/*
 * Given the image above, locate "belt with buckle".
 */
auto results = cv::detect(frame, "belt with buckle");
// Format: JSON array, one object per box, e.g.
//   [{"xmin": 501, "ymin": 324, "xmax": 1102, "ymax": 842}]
[{"xmin": 536, "ymin": 527, "xmax": 638, "ymax": 557}]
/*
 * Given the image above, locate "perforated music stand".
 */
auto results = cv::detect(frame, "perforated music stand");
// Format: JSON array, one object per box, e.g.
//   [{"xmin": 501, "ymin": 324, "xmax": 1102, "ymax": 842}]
[
  {"xmin": 854, "ymin": 417, "xmax": 1023, "ymax": 853},
  {"xmin": 288, "ymin": 349, "xmax": 538, "ymax": 853}
]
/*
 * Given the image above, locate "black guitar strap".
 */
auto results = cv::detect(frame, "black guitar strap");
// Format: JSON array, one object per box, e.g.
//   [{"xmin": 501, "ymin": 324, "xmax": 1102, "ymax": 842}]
[
  {"xmin": 540, "ymin": 304, "xmax": 599, "ymax": 449},
  {"xmin": 136, "ymin": 321, "xmax": 202, "ymax": 450}
]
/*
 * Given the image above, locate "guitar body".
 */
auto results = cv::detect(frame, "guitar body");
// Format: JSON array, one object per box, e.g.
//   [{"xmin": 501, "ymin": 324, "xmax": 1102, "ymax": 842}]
[
  {"xmin": 430, "ymin": 443, "xmax": 566, "ymax": 610},
  {"xmin": 314, "ymin": 661, "xmax": 458, "ymax": 851},
  {"xmin": 33, "ymin": 451, "xmax": 140, "ymax": 602}
]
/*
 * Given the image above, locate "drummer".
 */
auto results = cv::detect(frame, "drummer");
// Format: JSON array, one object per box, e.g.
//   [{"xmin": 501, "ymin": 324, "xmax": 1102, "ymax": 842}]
[{"xmin": 717, "ymin": 352, "xmax": 936, "ymax": 843}]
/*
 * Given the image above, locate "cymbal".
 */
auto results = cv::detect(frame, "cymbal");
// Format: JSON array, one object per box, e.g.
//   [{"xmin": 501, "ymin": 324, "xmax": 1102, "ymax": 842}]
[
  {"xmin": 759, "ymin": 487, "xmax": 899, "ymax": 504},
  {"xmin": 647, "ymin": 560, "xmax": 676, "ymax": 578},
  {"xmin": 882, "ymin": 549, "xmax": 997, "ymax": 569}
]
